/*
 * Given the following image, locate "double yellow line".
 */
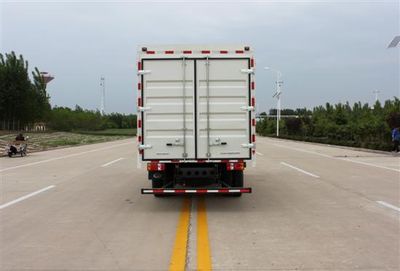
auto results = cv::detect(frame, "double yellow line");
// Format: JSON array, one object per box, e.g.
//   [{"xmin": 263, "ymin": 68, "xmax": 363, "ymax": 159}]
[{"xmin": 169, "ymin": 197, "xmax": 212, "ymax": 271}]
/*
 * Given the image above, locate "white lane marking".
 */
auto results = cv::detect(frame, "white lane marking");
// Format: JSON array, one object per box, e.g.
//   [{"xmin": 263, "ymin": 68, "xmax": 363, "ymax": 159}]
[
  {"xmin": 101, "ymin": 157, "xmax": 124, "ymax": 167},
  {"xmin": 280, "ymin": 162, "xmax": 320, "ymax": 178},
  {"xmin": 256, "ymin": 151, "xmax": 264, "ymax": 156},
  {"xmin": 273, "ymin": 143, "xmax": 331, "ymax": 158},
  {"xmin": 273, "ymin": 143, "xmax": 400, "ymax": 173},
  {"xmin": 376, "ymin": 201, "xmax": 400, "ymax": 212},
  {"xmin": 0, "ymin": 142, "xmax": 133, "ymax": 173},
  {"xmin": 0, "ymin": 185, "xmax": 55, "ymax": 210},
  {"xmin": 341, "ymin": 158, "xmax": 400, "ymax": 173}
]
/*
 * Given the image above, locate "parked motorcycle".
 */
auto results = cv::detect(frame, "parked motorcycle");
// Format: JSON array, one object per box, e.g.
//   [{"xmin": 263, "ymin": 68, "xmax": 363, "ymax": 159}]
[{"xmin": 6, "ymin": 137, "xmax": 28, "ymax": 157}]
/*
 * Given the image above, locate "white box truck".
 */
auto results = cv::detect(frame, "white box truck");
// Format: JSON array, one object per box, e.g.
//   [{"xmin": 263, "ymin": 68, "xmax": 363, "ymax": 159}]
[{"xmin": 137, "ymin": 45, "xmax": 256, "ymax": 196}]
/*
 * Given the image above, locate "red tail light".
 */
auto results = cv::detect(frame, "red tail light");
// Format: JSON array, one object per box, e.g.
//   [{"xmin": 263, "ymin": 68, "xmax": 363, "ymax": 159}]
[
  {"xmin": 226, "ymin": 162, "xmax": 245, "ymax": 171},
  {"xmin": 147, "ymin": 162, "xmax": 166, "ymax": 171}
]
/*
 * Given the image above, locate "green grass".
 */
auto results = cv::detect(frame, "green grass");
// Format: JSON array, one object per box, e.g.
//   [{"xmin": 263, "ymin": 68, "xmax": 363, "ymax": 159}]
[{"xmin": 75, "ymin": 129, "xmax": 137, "ymax": 136}]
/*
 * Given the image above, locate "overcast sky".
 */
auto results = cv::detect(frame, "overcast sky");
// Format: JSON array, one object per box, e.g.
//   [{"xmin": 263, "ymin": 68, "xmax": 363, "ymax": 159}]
[{"xmin": 1, "ymin": 0, "xmax": 399, "ymax": 114}]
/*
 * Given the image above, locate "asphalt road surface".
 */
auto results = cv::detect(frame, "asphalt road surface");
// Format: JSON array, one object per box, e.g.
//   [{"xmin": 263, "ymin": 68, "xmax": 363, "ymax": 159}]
[{"xmin": 1, "ymin": 137, "xmax": 399, "ymax": 271}]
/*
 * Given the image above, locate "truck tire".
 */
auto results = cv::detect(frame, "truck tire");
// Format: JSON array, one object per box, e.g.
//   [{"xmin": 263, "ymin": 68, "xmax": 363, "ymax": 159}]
[
  {"xmin": 233, "ymin": 171, "xmax": 243, "ymax": 187},
  {"xmin": 152, "ymin": 178, "xmax": 166, "ymax": 197},
  {"xmin": 231, "ymin": 171, "xmax": 243, "ymax": 197}
]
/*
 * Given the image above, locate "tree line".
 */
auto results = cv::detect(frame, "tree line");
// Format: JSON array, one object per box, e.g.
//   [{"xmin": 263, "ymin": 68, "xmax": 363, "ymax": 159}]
[
  {"xmin": 50, "ymin": 106, "xmax": 137, "ymax": 131},
  {"xmin": 257, "ymin": 99, "xmax": 400, "ymax": 151},
  {"xmin": 0, "ymin": 51, "xmax": 136, "ymax": 132},
  {"xmin": 0, "ymin": 52, "xmax": 51, "ymax": 130}
]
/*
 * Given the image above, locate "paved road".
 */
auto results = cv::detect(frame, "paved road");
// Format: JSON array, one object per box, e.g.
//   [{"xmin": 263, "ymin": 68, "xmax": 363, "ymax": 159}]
[{"xmin": 1, "ymin": 137, "xmax": 399, "ymax": 270}]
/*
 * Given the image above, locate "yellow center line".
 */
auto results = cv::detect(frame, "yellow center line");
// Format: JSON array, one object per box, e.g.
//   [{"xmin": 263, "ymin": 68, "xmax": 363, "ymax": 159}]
[
  {"xmin": 197, "ymin": 197, "xmax": 212, "ymax": 271},
  {"xmin": 169, "ymin": 197, "xmax": 191, "ymax": 271}
]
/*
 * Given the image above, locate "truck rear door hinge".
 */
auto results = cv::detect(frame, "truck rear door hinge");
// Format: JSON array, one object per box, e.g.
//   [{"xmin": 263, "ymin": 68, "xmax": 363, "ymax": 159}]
[
  {"xmin": 240, "ymin": 106, "xmax": 255, "ymax": 111},
  {"xmin": 138, "ymin": 144, "xmax": 152, "ymax": 150},
  {"xmin": 241, "ymin": 143, "xmax": 255, "ymax": 148},
  {"xmin": 137, "ymin": 106, "xmax": 151, "ymax": 112},
  {"xmin": 137, "ymin": 70, "xmax": 151, "ymax": 75},
  {"xmin": 241, "ymin": 68, "xmax": 255, "ymax": 75}
]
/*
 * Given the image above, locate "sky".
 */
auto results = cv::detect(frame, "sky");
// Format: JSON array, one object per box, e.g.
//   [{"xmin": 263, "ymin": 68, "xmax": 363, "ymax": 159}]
[{"xmin": 1, "ymin": 0, "xmax": 399, "ymax": 114}]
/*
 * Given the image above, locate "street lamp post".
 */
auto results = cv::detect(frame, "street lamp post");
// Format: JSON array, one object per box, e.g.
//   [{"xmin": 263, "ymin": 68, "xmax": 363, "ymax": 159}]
[{"xmin": 264, "ymin": 67, "xmax": 283, "ymax": 137}]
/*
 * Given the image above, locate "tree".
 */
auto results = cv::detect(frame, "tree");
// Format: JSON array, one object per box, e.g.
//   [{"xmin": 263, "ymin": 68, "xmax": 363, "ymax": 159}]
[{"xmin": 0, "ymin": 52, "xmax": 51, "ymax": 130}]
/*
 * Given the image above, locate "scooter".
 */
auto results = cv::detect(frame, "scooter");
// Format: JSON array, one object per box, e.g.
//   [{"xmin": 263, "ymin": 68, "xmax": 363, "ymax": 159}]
[{"xmin": 6, "ymin": 137, "xmax": 28, "ymax": 157}]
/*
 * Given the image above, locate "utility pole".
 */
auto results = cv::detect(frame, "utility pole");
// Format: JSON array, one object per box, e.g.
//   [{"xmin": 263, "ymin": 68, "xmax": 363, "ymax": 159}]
[
  {"xmin": 373, "ymin": 90, "xmax": 380, "ymax": 103},
  {"xmin": 265, "ymin": 67, "xmax": 283, "ymax": 137},
  {"xmin": 100, "ymin": 76, "xmax": 105, "ymax": 115}
]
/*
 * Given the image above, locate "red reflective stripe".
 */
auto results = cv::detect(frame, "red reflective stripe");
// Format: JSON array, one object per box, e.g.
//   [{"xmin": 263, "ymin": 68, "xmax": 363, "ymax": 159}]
[
  {"xmin": 240, "ymin": 188, "xmax": 250, "ymax": 193},
  {"xmin": 183, "ymin": 50, "xmax": 192, "ymax": 54},
  {"xmin": 139, "ymin": 149, "xmax": 143, "ymax": 154},
  {"xmin": 250, "ymin": 58, "xmax": 254, "ymax": 67},
  {"xmin": 197, "ymin": 160, "xmax": 206, "ymax": 163},
  {"xmin": 235, "ymin": 50, "xmax": 244, "ymax": 54},
  {"xmin": 138, "ymin": 119, "xmax": 142, "ymax": 128},
  {"xmin": 165, "ymin": 50, "xmax": 174, "ymax": 54},
  {"xmin": 251, "ymin": 97, "xmax": 255, "ymax": 106},
  {"xmin": 146, "ymin": 51, "xmax": 155, "ymax": 54},
  {"xmin": 138, "ymin": 136, "xmax": 142, "ymax": 142},
  {"xmin": 220, "ymin": 50, "xmax": 228, "ymax": 54},
  {"xmin": 252, "ymin": 134, "xmax": 256, "ymax": 142},
  {"xmin": 218, "ymin": 189, "xmax": 229, "ymax": 193},
  {"xmin": 251, "ymin": 81, "xmax": 255, "ymax": 90},
  {"xmin": 221, "ymin": 159, "xmax": 229, "ymax": 163},
  {"xmin": 252, "ymin": 119, "xmax": 256, "ymax": 126},
  {"xmin": 197, "ymin": 189, "xmax": 207, "ymax": 194},
  {"xmin": 153, "ymin": 189, "xmax": 163, "ymax": 193},
  {"xmin": 138, "ymin": 82, "xmax": 141, "ymax": 90},
  {"xmin": 175, "ymin": 189, "xmax": 185, "ymax": 193},
  {"xmin": 137, "ymin": 61, "xmax": 141, "ymax": 70},
  {"xmin": 201, "ymin": 50, "xmax": 211, "ymax": 54},
  {"xmin": 137, "ymin": 97, "xmax": 142, "ymax": 107}
]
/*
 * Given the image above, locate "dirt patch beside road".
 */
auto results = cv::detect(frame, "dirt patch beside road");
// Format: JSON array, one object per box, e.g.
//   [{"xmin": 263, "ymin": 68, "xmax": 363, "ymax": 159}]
[{"xmin": 0, "ymin": 131, "xmax": 134, "ymax": 156}]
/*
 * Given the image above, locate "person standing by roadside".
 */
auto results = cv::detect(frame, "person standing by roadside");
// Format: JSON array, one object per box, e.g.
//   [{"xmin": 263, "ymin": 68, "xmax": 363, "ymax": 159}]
[{"xmin": 392, "ymin": 127, "xmax": 400, "ymax": 152}]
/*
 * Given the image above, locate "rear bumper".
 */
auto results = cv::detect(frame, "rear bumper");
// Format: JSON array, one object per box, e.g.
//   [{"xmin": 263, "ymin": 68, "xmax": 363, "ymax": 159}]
[{"xmin": 141, "ymin": 187, "xmax": 251, "ymax": 194}]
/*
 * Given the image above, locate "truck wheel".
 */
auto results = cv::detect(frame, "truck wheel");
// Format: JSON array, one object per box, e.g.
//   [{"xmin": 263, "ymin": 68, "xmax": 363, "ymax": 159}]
[
  {"xmin": 233, "ymin": 171, "xmax": 243, "ymax": 187},
  {"xmin": 231, "ymin": 171, "xmax": 243, "ymax": 197},
  {"xmin": 152, "ymin": 178, "xmax": 166, "ymax": 197}
]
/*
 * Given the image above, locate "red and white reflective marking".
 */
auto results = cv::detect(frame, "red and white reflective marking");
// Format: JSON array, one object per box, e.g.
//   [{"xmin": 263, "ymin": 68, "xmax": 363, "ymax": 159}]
[{"xmin": 141, "ymin": 188, "xmax": 252, "ymax": 194}]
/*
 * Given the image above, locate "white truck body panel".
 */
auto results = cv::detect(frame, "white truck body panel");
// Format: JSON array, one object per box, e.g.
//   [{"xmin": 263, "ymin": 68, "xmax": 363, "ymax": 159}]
[{"xmin": 137, "ymin": 45, "xmax": 255, "ymax": 163}]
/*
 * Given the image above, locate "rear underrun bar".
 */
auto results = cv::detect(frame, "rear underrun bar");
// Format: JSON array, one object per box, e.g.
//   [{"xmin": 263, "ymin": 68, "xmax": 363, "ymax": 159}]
[{"xmin": 141, "ymin": 188, "xmax": 252, "ymax": 194}]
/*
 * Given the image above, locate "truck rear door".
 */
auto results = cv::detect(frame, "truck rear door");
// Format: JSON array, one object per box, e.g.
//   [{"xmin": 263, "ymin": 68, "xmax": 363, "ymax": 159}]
[
  {"xmin": 196, "ymin": 58, "xmax": 251, "ymax": 160},
  {"xmin": 141, "ymin": 59, "xmax": 195, "ymax": 160}
]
